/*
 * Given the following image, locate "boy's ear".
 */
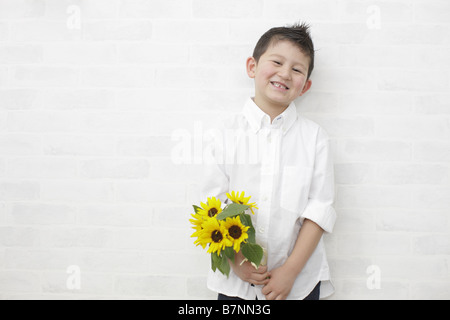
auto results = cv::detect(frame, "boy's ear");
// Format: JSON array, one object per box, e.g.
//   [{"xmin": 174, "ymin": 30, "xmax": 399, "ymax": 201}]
[
  {"xmin": 246, "ymin": 57, "xmax": 257, "ymax": 78},
  {"xmin": 299, "ymin": 79, "xmax": 312, "ymax": 97}
]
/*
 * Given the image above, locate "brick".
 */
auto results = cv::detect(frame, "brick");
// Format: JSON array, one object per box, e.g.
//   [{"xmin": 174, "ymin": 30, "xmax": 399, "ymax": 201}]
[
  {"xmin": 311, "ymin": 67, "xmax": 377, "ymax": 92},
  {"xmin": 0, "ymin": 134, "xmax": 42, "ymax": 156},
  {"xmin": 0, "ymin": 89, "xmax": 37, "ymax": 110},
  {"xmin": 414, "ymin": 141, "xmax": 450, "ymax": 162},
  {"xmin": 0, "ymin": 45, "xmax": 42, "ymax": 64},
  {"xmin": 375, "ymin": 115, "xmax": 450, "ymax": 140},
  {"xmin": 11, "ymin": 66, "xmax": 79, "ymax": 87},
  {"xmin": 43, "ymin": 0, "xmax": 118, "ymax": 20},
  {"xmin": 153, "ymin": 20, "xmax": 228, "ymax": 44},
  {"xmin": 120, "ymin": 0, "xmax": 190, "ymax": 19},
  {"xmin": 412, "ymin": 234, "xmax": 450, "ymax": 255},
  {"xmin": 83, "ymin": 20, "xmax": 152, "ymax": 41},
  {"xmin": 43, "ymin": 134, "xmax": 115, "ymax": 156},
  {"xmin": 41, "ymin": 181, "xmax": 114, "ymax": 202},
  {"xmin": 35, "ymin": 89, "xmax": 115, "ymax": 110},
  {"xmin": 0, "ymin": 181, "xmax": 39, "ymax": 201},
  {"xmin": 377, "ymin": 208, "xmax": 448, "ymax": 233},
  {"xmin": 80, "ymin": 158, "xmax": 150, "ymax": 179},
  {"xmin": 339, "ymin": 0, "xmax": 413, "ymax": 23},
  {"xmin": 414, "ymin": 0, "xmax": 450, "ymax": 23},
  {"xmin": 336, "ymin": 185, "xmax": 412, "ymax": 209},
  {"xmin": 77, "ymin": 204, "xmax": 151, "ymax": 227},
  {"xmin": 115, "ymin": 274, "xmax": 185, "ymax": 297},
  {"xmin": 117, "ymin": 43, "xmax": 189, "ymax": 65},
  {"xmin": 42, "ymin": 43, "xmax": 116, "ymax": 65},
  {"xmin": 414, "ymin": 94, "xmax": 450, "ymax": 114},
  {"xmin": 11, "ymin": 21, "xmax": 82, "ymax": 42},
  {"xmin": 193, "ymin": 0, "xmax": 263, "ymax": 19},
  {"xmin": 10, "ymin": 203, "xmax": 76, "ymax": 225},
  {"xmin": 7, "ymin": 110, "xmax": 82, "ymax": 132},
  {"xmin": 338, "ymin": 139, "xmax": 411, "ymax": 162},
  {"xmin": 0, "ymin": 0, "xmax": 45, "ymax": 19},
  {"xmin": 0, "ymin": 271, "xmax": 40, "ymax": 293},
  {"xmin": 0, "ymin": 226, "xmax": 40, "ymax": 246},
  {"xmin": 263, "ymin": 0, "xmax": 338, "ymax": 21},
  {"xmin": 7, "ymin": 157, "xmax": 77, "ymax": 179},
  {"xmin": 80, "ymin": 66, "xmax": 154, "ymax": 88},
  {"xmin": 115, "ymin": 181, "xmax": 185, "ymax": 203}
]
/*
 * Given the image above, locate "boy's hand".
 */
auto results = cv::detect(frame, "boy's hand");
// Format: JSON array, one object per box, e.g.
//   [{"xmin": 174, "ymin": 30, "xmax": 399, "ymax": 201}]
[
  {"xmin": 230, "ymin": 250, "xmax": 270, "ymax": 286},
  {"xmin": 261, "ymin": 265, "xmax": 297, "ymax": 300}
]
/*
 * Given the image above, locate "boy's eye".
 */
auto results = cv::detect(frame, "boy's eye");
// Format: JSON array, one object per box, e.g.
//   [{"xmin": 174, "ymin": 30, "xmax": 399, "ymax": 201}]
[
  {"xmin": 272, "ymin": 60, "xmax": 281, "ymax": 65},
  {"xmin": 293, "ymin": 68, "xmax": 302, "ymax": 73}
]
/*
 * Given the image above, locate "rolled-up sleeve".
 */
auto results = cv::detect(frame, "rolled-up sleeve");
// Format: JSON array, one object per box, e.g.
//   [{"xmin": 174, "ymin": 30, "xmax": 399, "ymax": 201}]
[{"xmin": 301, "ymin": 128, "xmax": 337, "ymax": 233}]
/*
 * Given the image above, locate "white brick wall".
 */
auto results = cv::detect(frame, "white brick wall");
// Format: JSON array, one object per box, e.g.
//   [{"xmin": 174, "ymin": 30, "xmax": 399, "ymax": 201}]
[{"xmin": 0, "ymin": 0, "xmax": 449, "ymax": 300}]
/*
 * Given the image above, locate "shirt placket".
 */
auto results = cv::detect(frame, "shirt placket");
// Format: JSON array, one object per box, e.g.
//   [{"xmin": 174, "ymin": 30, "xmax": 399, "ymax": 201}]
[{"xmin": 256, "ymin": 126, "xmax": 281, "ymax": 262}]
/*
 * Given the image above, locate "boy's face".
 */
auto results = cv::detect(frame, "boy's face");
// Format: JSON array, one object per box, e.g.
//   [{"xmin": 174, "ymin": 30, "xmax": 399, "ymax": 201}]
[{"xmin": 246, "ymin": 40, "xmax": 312, "ymax": 110}]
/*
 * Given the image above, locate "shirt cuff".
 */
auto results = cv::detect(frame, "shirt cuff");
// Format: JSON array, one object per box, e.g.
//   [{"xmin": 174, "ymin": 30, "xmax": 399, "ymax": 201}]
[{"xmin": 301, "ymin": 200, "xmax": 337, "ymax": 233}]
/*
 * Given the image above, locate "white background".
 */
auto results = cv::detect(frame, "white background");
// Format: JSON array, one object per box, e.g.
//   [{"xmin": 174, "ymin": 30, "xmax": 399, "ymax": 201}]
[{"xmin": 0, "ymin": 0, "xmax": 449, "ymax": 299}]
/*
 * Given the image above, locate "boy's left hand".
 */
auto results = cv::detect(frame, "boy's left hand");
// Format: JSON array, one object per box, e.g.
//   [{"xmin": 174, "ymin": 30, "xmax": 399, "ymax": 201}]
[{"xmin": 261, "ymin": 265, "xmax": 297, "ymax": 300}]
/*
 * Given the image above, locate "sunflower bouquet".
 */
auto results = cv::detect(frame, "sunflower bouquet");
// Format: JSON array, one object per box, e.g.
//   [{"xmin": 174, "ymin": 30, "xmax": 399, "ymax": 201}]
[{"xmin": 190, "ymin": 191, "xmax": 264, "ymax": 277}]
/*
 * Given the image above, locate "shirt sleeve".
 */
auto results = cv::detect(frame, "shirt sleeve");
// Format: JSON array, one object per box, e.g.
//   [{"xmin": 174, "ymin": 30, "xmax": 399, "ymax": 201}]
[{"xmin": 300, "ymin": 127, "xmax": 337, "ymax": 233}]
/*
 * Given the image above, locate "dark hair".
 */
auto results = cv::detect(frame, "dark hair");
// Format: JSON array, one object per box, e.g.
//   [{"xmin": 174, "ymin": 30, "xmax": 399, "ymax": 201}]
[{"xmin": 252, "ymin": 22, "xmax": 315, "ymax": 79}]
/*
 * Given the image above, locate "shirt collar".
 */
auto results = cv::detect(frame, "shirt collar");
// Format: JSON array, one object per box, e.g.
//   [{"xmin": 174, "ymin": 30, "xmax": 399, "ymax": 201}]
[{"xmin": 243, "ymin": 98, "xmax": 297, "ymax": 135}]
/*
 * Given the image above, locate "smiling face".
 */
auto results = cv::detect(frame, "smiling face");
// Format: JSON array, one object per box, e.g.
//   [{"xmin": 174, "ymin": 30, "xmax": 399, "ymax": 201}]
[{"xmin": 246, "ymin": 40, "xmax": 312, "ymax": 113}]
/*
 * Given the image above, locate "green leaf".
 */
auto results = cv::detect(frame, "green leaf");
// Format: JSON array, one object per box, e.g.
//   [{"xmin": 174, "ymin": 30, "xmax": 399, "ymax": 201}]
[
  {"xmin": 192, "ymin": 205, "xmax": 202, "ymax": 214},
  {"xmin": 223, "ymin": 246, "xmax": 235, "ymax": 263},
  {"xmin": 211, "ymin": 252, "xmax": 220, "ymax": 272},
  {"xmin": 239, "ymin": 213, "xmax": 255, "ymax": 243},
  {"xmin": 238, "ymin": 212, "xmax": 253, "ymax": 227},
  {"xmin": 211, "ymin": 252, "xmax": 231, "ymax": 277},
  {"xmin": 241, "ymin": 242, "xmax": 264, "ymax": 267},
  {"xmin": 218, "ymin": 255, "xmax": 230, "ymax": 277},
  {"xmin": 216, "ymin": 203, "xmax": 250, "ymax": 220}
]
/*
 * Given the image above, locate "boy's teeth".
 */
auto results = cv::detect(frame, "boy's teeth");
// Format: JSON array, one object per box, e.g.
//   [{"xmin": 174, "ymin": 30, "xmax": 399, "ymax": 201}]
[{"xmin": 272, "ymin": 82, "xmax": 287, "ymax": 89}]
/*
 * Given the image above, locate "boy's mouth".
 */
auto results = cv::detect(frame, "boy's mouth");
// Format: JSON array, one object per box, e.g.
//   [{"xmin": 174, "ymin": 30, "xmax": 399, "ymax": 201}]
[{"xmin": 270, "ymin": 81, "xmax": 289, "ymax": 90}]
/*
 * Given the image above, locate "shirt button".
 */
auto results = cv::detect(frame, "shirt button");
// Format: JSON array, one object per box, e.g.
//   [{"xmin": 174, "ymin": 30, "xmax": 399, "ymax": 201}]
[{"xmin": 259, "ymin": 226, "xmax": 265, "ymax": 233}]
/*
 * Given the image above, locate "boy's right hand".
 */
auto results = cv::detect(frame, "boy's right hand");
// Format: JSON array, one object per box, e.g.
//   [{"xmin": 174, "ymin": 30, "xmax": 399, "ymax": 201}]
[{"xmin": 230, "ymin": 250, "xmax": 271, "ymax": 286}]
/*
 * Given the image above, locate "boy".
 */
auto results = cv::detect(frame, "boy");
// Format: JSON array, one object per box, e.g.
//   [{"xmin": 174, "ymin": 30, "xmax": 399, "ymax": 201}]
[{"xmin": 201, "ymin": 23, "xmax": 336, "ymax": 300}]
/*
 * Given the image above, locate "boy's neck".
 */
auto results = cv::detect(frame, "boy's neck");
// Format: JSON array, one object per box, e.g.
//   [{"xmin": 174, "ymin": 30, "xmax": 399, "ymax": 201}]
[{"xmin": 253, "ymin": 97, "xmax": 289, "ymax": 123}]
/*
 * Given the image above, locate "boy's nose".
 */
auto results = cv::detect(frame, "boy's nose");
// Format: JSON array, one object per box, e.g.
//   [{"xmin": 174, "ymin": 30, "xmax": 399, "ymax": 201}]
[{"xmin": 277, "ymin": 67, "xmax": 291, "ymax": 80}]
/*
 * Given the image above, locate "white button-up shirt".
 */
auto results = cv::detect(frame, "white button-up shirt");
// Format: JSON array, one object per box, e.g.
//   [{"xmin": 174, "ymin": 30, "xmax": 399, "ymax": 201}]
[{"xmin": 201, "ymin": 98, "xmax": 337, "ymax": 300}]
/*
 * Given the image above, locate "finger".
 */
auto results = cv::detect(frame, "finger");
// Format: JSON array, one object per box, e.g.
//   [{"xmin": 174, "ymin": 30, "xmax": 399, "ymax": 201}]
[
  {"xmin": 261, "ymin": 284, "xmax": 271, "ymax": 296},
  {"xmin": 249, "ymin": 277, "xmax": 270, "ymax": 286},
  {"xmin": 265, "ymin": 291, "xmax": 276, "ymax": 300},
  {"xmin": 250, "ymin": 271, "xmax": 270, "ymax": 282},
  {"xmin": 254, "ymin": 265, "xmax": 268, "ymax": 274}
]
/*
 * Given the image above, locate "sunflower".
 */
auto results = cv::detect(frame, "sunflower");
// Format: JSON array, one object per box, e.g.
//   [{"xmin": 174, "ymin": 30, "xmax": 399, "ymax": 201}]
[
  {"xmin": 226, "ymin": 191, "xmax": 258, "ymax": 214},
  {"xmin": 197, "ymin": 218, "xmax": 232, "ymax": 255},
  {"xmin": 189, "ymin": 213, "xmax": 205, "ymax": 232},
  {"xmin": 197, "ymin": 197, "xmax": 222, "ymax": 218},
  {"xmin": 190, "ymin": 213, "xmax": 208, "ymax": 249},
  {"xmin": 223, "ymin": 216, "xmax": 250, "ymax": 253}
]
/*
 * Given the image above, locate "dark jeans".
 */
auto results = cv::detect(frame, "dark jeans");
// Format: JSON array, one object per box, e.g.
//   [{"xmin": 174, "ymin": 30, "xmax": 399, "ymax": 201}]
[{"xmin": 218, "ymin": 281, "xmax": 321, "ymax": 301}]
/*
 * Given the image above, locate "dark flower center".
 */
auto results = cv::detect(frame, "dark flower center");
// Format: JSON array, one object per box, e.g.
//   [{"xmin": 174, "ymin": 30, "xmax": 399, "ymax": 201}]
[
  {"xmin": 208, "ymin": 208, "xmax": 218, "ymax": 217},
  {"xmin": 228, "ymin": 225, "xmax": 242, "ymax": 239},
  {"xmin": 211, "ymin": 230, "xmax": 223, "ymax": 243}
]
